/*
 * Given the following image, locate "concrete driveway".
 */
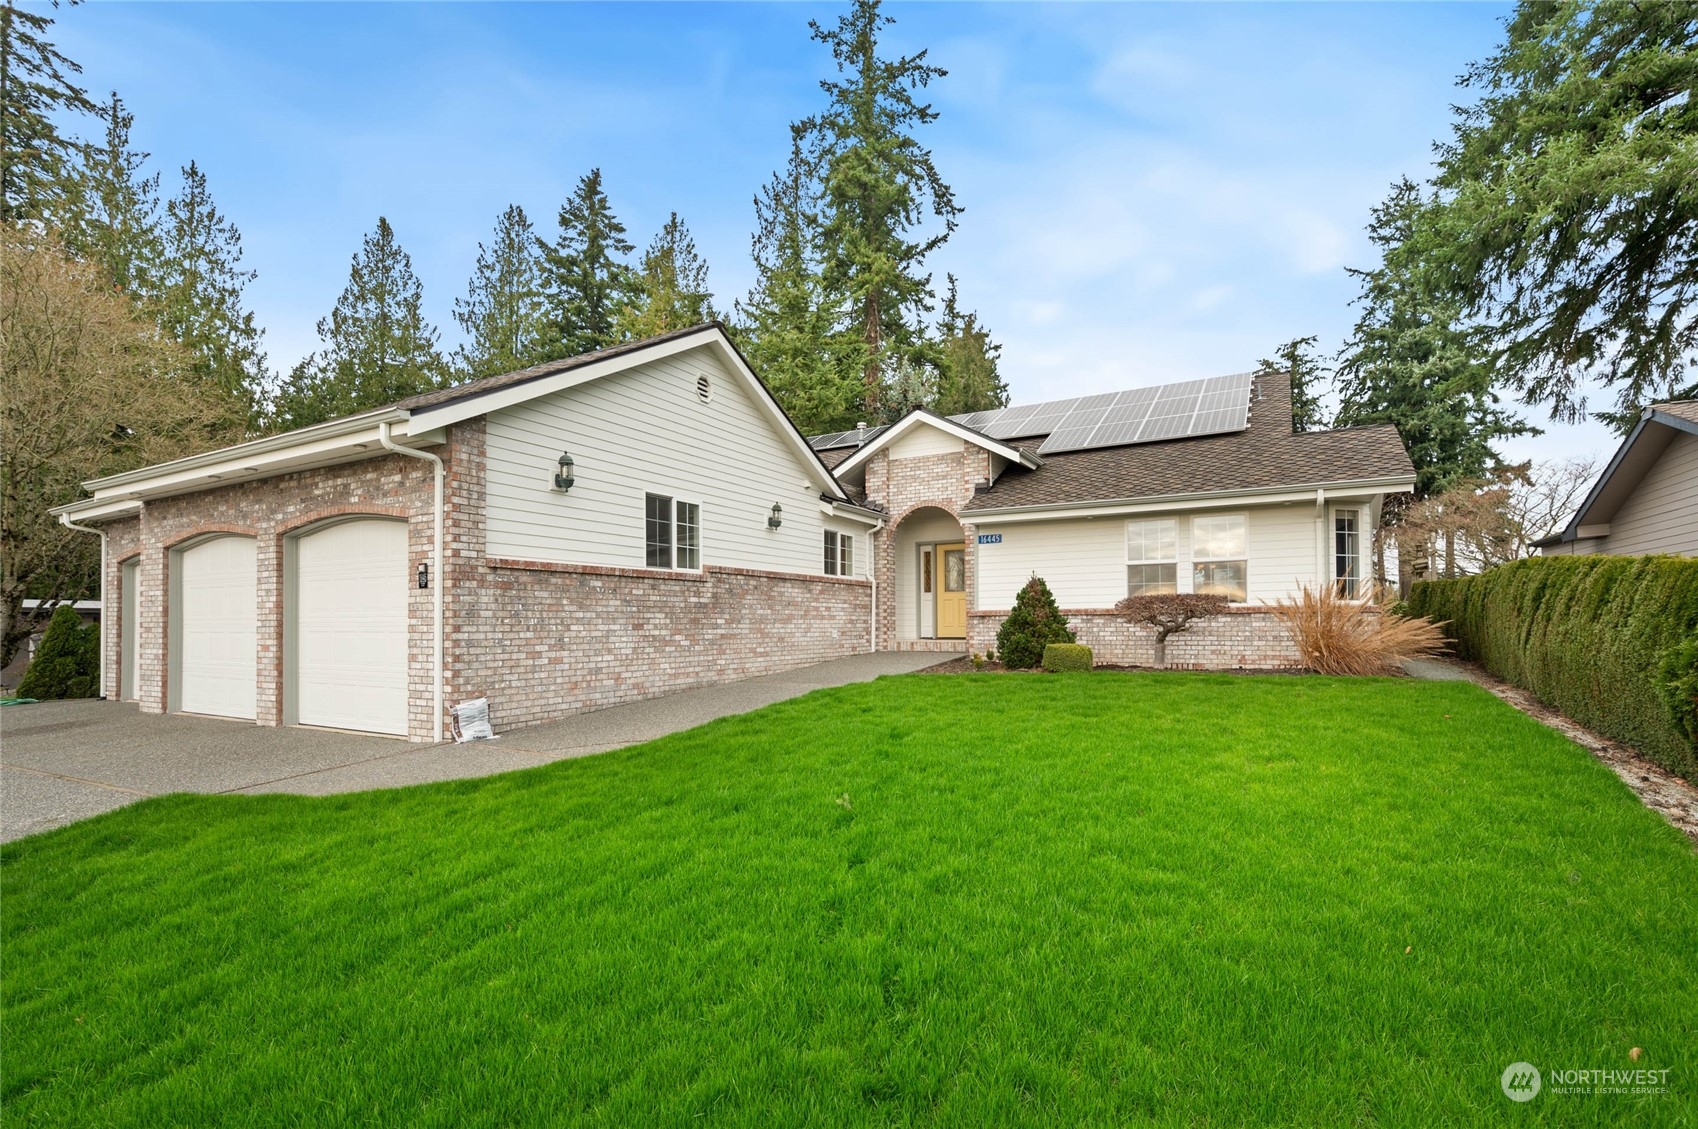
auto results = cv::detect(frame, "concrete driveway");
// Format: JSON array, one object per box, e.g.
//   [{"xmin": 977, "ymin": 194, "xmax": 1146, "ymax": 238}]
[{"xmin": 1, "ymin": 651, "xmax": 949, "ymax": 843}]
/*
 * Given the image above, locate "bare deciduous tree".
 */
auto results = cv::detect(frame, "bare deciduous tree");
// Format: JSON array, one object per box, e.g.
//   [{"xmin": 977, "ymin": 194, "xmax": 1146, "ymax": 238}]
[{"xmin": 1392, "ymin": 456, "xmax": 1600, "ymax": 581}]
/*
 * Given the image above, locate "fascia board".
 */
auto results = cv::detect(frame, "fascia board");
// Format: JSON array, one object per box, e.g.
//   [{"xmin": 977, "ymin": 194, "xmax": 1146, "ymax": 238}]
[{"xmin": 964, "ymin": 477, "xmax": 1415, "ymax": 523}]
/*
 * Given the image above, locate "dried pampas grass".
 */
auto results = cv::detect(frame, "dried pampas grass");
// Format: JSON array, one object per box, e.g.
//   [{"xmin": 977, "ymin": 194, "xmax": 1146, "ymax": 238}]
[{"xmin": 1271, "ymin": 585, "xmax": 1450, "ymax": 676}]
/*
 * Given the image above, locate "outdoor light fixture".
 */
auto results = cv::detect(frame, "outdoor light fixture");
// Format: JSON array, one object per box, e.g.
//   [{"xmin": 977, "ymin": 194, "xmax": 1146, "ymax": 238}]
[
  {"xmin": 554, "ymin": 451, "xmax": 575, "ymax": 492},
  {"xmin": 417, "ymin": 562, "xmax": 429, "ymax": 590},
  {"xmin": 768, "ymin": 503, "xmax": 783, "ymax": 530}
]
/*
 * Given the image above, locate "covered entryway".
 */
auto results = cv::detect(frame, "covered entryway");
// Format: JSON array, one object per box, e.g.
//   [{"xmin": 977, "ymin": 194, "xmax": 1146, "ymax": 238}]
[
  {"xmin": 891, "ymin": 506, "xmax": 968, "ymax": 645},
  {"xmin": 172, "ymin": 535, "xmax": 257, "ymax": 719},
  {"xmin": 289, "ymin": 518, "xmax": 409, "ymax": 736}
]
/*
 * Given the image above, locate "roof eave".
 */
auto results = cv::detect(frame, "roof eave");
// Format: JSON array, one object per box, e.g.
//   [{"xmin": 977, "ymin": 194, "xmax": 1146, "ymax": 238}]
[{"xmin": 963, "ymin": 475, "xmax": 1416, "ymax": 519}]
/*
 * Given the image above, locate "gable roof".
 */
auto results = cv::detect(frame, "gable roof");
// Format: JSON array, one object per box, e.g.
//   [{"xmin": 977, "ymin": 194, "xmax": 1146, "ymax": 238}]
[
  {"xmin": 1533, "ymin": 398, "xmax": 1698, "ymax": 546},
  {"xmin": 826, "ymin": 408, "xmax": 1043, "ymax": 478},
  {"xmin": 961, "ymin": 372, "xmax": 1413, "ymax": 513}
]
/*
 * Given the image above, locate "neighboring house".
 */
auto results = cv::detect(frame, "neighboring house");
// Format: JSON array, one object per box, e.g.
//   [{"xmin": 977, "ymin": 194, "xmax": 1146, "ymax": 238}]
[
  {"xmin": 0, "ymin": 600, "xmax": 101, "ymax": 691},
  {"xmin": 53, "ymin": 323, "xmax": 1413, "ymax": 741},
  {"xmin": 816, "ymin": 367, "xmax": 1413, "ymax": 667},
  {"xmin": 1534, "ymin": 399, "xmax": 1698, "ymax": 557}
]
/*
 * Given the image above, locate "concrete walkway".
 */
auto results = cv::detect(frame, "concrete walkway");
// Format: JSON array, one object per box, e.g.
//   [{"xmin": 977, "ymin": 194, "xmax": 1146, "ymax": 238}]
[{"xmin": 0, "ymin": 652, "xmax": 948, "ymax": 843}]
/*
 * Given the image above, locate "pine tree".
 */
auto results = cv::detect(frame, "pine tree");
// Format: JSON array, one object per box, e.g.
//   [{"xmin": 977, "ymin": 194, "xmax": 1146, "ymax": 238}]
[
  {"xmin": 1335, "ymin": 180, "xmax": 1534, "ymax": 497},
  {"xmin": 617, "ymin": 212, "xmax": 718, "ymax": 339},
  {"xmin": 735, "ymin": 132, "xmax": 864, "ymax": 435},
  {"xmin": 272, "ymin": 217, "xmax": 447, "ymax": 429},
  {"xmin": 539, "ymin": 168, "xmax": 634, "ymax": 358},
  {"xmin": 0, "ymin": 0, "xmax": 94, "ymax": 225},
  {"xmin": 803, "ymin": 0, "xmax": 961, "ymax": 414},
  {"xmin": 156, "ymin": 161, "xmax": 268, "ymax": 425},
  {"xmin": 453, "ymin": 203, "xmax": 547, "ymax": 380},
  {"xmin": 63, "ymin": 92, "xmax": 164, "ymax": 300},
  {"xmin": 995, "ymin": 576, "xmax": 1075, "ymax": 669},
  {"xmin": 932, "ymin": 274, "xmax": 1008, "ymax": 416},
  {"xmin": 1256, "ymin": 336, "xmax": 1329, "ymax": 433}
]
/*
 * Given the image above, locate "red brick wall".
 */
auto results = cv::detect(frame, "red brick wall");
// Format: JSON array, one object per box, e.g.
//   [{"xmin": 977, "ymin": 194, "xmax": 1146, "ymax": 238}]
[
  {"xmin": 864, "ymin": 445, "xmax": 992, "ymax": 649},
  {"xmin": 967, "ymin": 606, "xmax": 1301, "ymax": 669}
]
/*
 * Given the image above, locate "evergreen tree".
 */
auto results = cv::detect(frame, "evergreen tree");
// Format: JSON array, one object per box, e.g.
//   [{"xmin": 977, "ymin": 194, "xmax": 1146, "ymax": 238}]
[
  {"xmin": 1256, "ymin": 335, "xmax": 1329, "ymax": 433},
  {"xmin": 15, "ymin": 603, "xmax": 98, "ymax": 699},
  {"xmin": 156, "ymin": 161, "xmax": 268, "ymax": 424},
  {"xmin": 802, "ymin": 0, "xmax": 961, "ymax": 414},
  {"xmin": 932, "ymin": 274, "xmax": 1008, "ymax": 416},
  {"xmin": 273, "ymin": 217, "xmax": 446, "ymax": 429},
  {"xmin": 735, "ymin": 132, "xmax": 864, "ymax": 435},
  {"xmin": 995, "ymin": 576, "xmax": 1075, "ymax": 669},
  {"xmin": 617, "ymin": 212, "xmax": 718, "ymax": 339},
  {"xmin": 539, "ymin": 168, "xmax": 633, "ymax": 358},
  {"xmin": 0, "ymin": 0, "xmax": 94, "ymax": 225},
  {"xmin": 1335, "ymin": 180, "xmax": 1535, "ymax": 497},
  {"xmin": 453, "ymin": 203, "xmax": 547, "ymax": 380},
  {"xmin": 64, "ymin": 92, "xmax": 164, "ymax": 300}
]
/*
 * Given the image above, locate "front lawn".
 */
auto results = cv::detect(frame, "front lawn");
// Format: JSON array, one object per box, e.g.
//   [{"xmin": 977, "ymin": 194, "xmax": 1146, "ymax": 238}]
[{"xmin": 3, "ymin": 674, "xmax": 1694, "ymax": 1126}]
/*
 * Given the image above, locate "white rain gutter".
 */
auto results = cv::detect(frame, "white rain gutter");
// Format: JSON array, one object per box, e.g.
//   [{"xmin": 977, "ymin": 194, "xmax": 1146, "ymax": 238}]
[
  {"xmin": 378, "ymin": 421, "xmax": 444, "ymax": 742},
  {"xmin": 57, "ymin": 513, "xmax": 107, "ymax": 698}
]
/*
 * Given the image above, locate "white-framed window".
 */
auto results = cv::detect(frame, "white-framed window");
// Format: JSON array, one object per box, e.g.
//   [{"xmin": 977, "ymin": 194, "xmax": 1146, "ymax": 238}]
[
  {"xmin": 824, "ymin": 530, "xmax": 854, "ymax": 576},
  {"xmin": 1125, "ymin": 518, "xmax": 1178, "ymax": 596},
  {"xmin": 1334, "ymin": 508, "xmax": 1362, "ymax": 598},
  {"xmin": 645, "ymin": 494, "xmax": 700, "ymax": 570},
  {"xmin": 1192, "ymin": 513, "xmax": 1248, "ymax": 601}
]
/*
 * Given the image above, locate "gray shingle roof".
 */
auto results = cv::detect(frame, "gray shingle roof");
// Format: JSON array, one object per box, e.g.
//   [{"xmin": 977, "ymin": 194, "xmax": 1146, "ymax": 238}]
[{"xmin": 1652, "ymin": 398, "xmax": 1698, "ymax": 426}]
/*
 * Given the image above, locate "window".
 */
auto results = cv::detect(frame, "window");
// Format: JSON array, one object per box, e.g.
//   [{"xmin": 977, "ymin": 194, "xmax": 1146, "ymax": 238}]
[
  {"xmin": 824, "ymin": 530, "xmax": 854, "ymax": 577},
  {"xmin": 1334, "ymin": 508, "xmax": 1362, "ymax": 598},
  {"xmin": 1125, "ymin": 518, "xmax": 1178, "ymax": 596},
  {"xmin": 645, "ymin": 494, "xmax": 700, "ymax": 570},
  {"xmin": 943, "ymin": 548, "xmax": 965, "ymax": 591},
  {"xmin": 922, "ymin": 549, "xmax": 933, "ymax": 593},
  {"xmin": 1192, "ymin": 514, "xmax": 1247, "ymax": 601}
]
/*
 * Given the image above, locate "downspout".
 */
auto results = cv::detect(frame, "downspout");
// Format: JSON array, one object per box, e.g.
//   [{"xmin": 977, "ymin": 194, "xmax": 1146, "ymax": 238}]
[
  {"xmin": 379, "ymin": 420, "xmax": 445, "ymax": 743},
  {"xmin": 57, "ymin": 513, "xmax": 108, "ymax": 698},
  {"xmin": 869, "ymin": 525, "xmax": 880, "ymax": 654}
]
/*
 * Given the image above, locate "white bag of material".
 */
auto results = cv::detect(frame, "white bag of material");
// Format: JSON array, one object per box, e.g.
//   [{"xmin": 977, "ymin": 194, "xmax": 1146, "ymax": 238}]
[{"xmin": 450, "ymin": 697, "xmax": 497, "ymax": 743}]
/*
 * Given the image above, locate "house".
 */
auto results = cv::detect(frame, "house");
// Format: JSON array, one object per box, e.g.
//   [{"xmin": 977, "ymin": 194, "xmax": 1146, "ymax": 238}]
[
  {"xmin": 53, "ymin": 323, "xmax": 1414, "ymax": 741},
  {"xmin": 1534, "ymin": 399, "xmax": 1698, "ymax": 557}
]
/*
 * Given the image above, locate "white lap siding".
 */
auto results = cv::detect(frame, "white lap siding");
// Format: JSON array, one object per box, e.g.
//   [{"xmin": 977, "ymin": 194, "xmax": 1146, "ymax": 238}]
[
  {"xmin": 483, "ymin": 349, "xmax": 835, "ymax": 575},
  {"xmin": 973, "ymin": 503, "xmax": 1323, "ymax": 610},
  {"xmin": 1603, "ymin": 430, "xmax": 1698, "ymax": 555}
]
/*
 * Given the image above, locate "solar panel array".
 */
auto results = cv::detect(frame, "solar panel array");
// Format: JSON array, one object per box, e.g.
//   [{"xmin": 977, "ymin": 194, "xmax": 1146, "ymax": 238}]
[
  {"xmin": 953, "ymin": 371, "xmax": 1255, "ymax": 455},
  {"xmin": 808, "ymin": 371, "xmax": 1255, "ymax": 456}
]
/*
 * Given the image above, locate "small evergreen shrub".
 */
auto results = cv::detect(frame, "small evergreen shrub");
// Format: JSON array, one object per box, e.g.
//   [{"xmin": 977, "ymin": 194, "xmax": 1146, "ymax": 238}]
[
  {"xmin": 17, "ymin": 605, "xmax": 100, "ymax": 700},
  {"xmin": 996, "ymin": 576, "xmax": 1075, "ymax": 669},
  {"xmin": 1410, "ymin": 556, "xmax": 1698, "ymax": 779},
  {"xmin": 1042, "ymin": 644, "xmax": 1093, "ymax": 672}
]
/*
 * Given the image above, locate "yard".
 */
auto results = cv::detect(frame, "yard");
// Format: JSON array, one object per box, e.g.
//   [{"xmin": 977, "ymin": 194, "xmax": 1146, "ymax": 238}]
[{"xmin": 3, "ymin": 673, "xmax": 1694, "ymax": 1126}]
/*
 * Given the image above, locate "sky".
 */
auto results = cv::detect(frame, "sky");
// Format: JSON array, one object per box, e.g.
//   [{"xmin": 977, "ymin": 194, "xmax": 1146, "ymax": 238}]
[{"xmin": 52, "ymin": 1, "xmax": 1621, "ymax": 466}]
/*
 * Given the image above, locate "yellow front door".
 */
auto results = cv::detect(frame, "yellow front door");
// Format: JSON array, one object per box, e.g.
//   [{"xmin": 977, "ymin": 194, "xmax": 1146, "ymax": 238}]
[{"xmin": 936, "ymin": 543, "xmax": 967, "ymax": 638}]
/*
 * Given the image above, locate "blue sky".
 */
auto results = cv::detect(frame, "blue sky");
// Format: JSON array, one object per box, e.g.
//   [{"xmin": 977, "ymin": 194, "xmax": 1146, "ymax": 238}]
[{"xmin": 56, "ymin": 1, "xmax": 1617, "ymax": 464}]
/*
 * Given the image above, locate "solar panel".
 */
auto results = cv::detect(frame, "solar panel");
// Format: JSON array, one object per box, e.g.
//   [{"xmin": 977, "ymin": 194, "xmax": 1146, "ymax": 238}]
[{"xmin": 1028, "ymin": 371, "xmax": 1254, "ymax": 455}]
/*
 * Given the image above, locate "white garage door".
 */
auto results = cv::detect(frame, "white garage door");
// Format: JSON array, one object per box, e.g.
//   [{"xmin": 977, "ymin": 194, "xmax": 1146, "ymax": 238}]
[
  {"xmin": 294, "ymin": 519, "xmax": 409, "ymax": 736},
  {"xmin": 177, "ymin": 536, "xmax": 257, "ymax": 719}
]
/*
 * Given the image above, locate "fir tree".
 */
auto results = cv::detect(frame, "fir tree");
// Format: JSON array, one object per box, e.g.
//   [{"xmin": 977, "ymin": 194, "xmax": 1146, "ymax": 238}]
[
  {"xmin": 995, "ymin": 576, "xmax": 1075, "ymax": 670},
  {"xmin": 64, "ymin": 92, "xmax": 164, "ymax": 300},
  {"xmin": 273, "ymin": 217, "xmax": 446, "ymax": 429},
  {"xmin": 539, "ymin": 168, "xmax": 634, "ymax": 358},
  {"xmin": 617, "ymin": 212, "xmax": 718, "ymax": 339},
  {"xmin": 932, "ymin": 274, "xmax": 1008, "ymax": 416},
  {"xmin": 156, "ymin": 161, "xmax": 268, "ymax": 425},
  {"xmin": 802, "ymin": 0, "xmax": 961, "ymax": 414},
  {"xmin": 453, "ymin": 203, "xmax": 547, "ymax": 380},
  {"xmin": 15, "ymin": 603, "xmax": 98, "ymax": 700},
  {"xmin": 1335, "ymin": 180, "xmax": 1535, "ymax": 497},
  {"xmin": 735, "ymin": 132, "xmax": 864, "ymax": 435},
  {"xmin": 0, "ymin": 0, "xmax": 94, "ymax": 225},
  {"xmin": 1256, "ymin": 336, "xmax": 1329, "ymax": 433}
]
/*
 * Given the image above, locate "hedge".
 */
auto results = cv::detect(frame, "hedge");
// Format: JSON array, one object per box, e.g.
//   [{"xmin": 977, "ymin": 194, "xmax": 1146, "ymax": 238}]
[
  {"xmin": 1409, "ymin": 556, "xmax": 1698, "ymax": 780},
  {"xmin": 1041, "ymin": 644, "xmax": 1094, "ymax": 672}
]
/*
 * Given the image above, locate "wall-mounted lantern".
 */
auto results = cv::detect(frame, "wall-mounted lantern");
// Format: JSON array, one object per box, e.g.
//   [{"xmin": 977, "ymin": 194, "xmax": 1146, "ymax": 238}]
[
  {"xmin": 553, "ymin": 451, "xmax": 576, "ymax": 492},
  {"xmin": 767, "ymin": 503, "xmax": 783, "ymax": 530},
  {"xmin": 417, "ymin": 562, "xmax": 429, "ymax": 590}
]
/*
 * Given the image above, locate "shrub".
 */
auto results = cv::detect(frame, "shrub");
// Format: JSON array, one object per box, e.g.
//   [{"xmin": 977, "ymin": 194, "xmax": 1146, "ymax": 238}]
[
  {"xmin": 16, "ymin": 605, "xmax": 100, "ymax": 700},
  {"xmin": 1271, "ymin": 585, "xmax": 1448, "ymax": 677},
  {"xmin": 1042, "ymin": 643, "xmax": 1093, "ymax": 672},
  {"xmin": 1410, "ymin": 556, "xmax": 1698, "ymax": 778},
  {"xmin": 996, "ymin": 576, "xmax": 1075, "ymax": 669},
  {"xmin": 1115, "ymin": 593, "xmax": 1228, "ymax": 667}
]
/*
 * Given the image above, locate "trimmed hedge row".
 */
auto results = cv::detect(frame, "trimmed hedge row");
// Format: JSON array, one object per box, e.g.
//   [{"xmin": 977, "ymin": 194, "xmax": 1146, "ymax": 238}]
[{"xmin": 1409, "ymin": 556, "xmax": 1698, "ymax": 780}]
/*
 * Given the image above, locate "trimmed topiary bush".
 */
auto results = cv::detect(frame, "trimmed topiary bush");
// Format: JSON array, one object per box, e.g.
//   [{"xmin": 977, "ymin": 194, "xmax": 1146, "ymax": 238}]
[
  {"xmin": 1041, "ymin": 643, "xmax": 1093, "ymax": 672},
  {"xmin": 16, "ymin": 604, "xmax": 100, "ymax": 700},
  {"xmin": 996, "ymin": 576, "xmax": 1075, "ymax": 669},
  {"xmin": 1409, "ymin": 556, "xmax": 1698, "ymax": 779}
]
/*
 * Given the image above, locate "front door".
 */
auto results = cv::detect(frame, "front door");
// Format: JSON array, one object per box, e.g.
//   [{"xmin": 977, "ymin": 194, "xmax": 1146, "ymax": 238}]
[{"xmin": 936, "ymin": 543, "xmax": 967, "ymax": 638}]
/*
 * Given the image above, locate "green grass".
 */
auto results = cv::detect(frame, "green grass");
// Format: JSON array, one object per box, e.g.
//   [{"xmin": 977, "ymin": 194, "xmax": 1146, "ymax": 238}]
[{"xmin": 4, "ymin": 674, "xmax": 1695, "ymax": 1127}]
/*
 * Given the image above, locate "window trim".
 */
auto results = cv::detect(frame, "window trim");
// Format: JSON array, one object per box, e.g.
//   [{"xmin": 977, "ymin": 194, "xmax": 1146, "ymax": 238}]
[
  {"xmin": 1190, "ymin": 512, "xmax": 1249, "ymax": 602},
  {"xmin": 1124, "ymin": 517, "xmax": 1179, "ymax": 597},
  {"xmin": 823, "ymin": 529, "xmax": 855, "ymax": 577},
  {"xmin": 674, "ymin": 498, "xmax": 702, "ymax": 572},
  {"xmin": 1332, "ymin": 505, "xmax": 1363, "ymax": 599},
  {"xmin": 644, "ymin": 492, "xmax": 702, "ymax": 572}
]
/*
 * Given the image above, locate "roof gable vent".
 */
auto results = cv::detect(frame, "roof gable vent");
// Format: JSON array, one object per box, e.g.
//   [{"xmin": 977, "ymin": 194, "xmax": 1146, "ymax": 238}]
[{"xmin": 695, "ymin": 374, "xmax": 713, "ymax": 404}]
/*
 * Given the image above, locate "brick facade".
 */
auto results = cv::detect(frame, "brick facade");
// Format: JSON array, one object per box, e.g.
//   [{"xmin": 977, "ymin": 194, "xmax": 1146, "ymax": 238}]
[
  {"xmin": 90, "ymin": 418, "xmax": 871, "ymax": 741},
  {"xmin": 968, "ymin": 606, "xmax": 1301, "ymax": 670},
  {"xmin": 866, "ymin": 445, "xmax": 990, "ymax": 651}
]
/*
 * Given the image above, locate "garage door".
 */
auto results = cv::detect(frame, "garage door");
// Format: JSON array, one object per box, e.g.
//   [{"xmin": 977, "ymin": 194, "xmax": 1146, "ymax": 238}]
[
  {"xmin": 294, "ymin": 519, "xmax": 409, "ymax": 736},
  {"xmin": 177, "ymin": 536, "xmax": 257, "ymax": 719}
]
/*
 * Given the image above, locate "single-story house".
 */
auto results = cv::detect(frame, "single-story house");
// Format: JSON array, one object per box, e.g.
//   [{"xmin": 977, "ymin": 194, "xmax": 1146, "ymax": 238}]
[
  {"xmin": 1534, "ymin": 398, "xmax": 1698, "ymax": 557},
  {"xmin": 54, "ymin": 323, "xmax": 1414, "ymax": 741}
]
